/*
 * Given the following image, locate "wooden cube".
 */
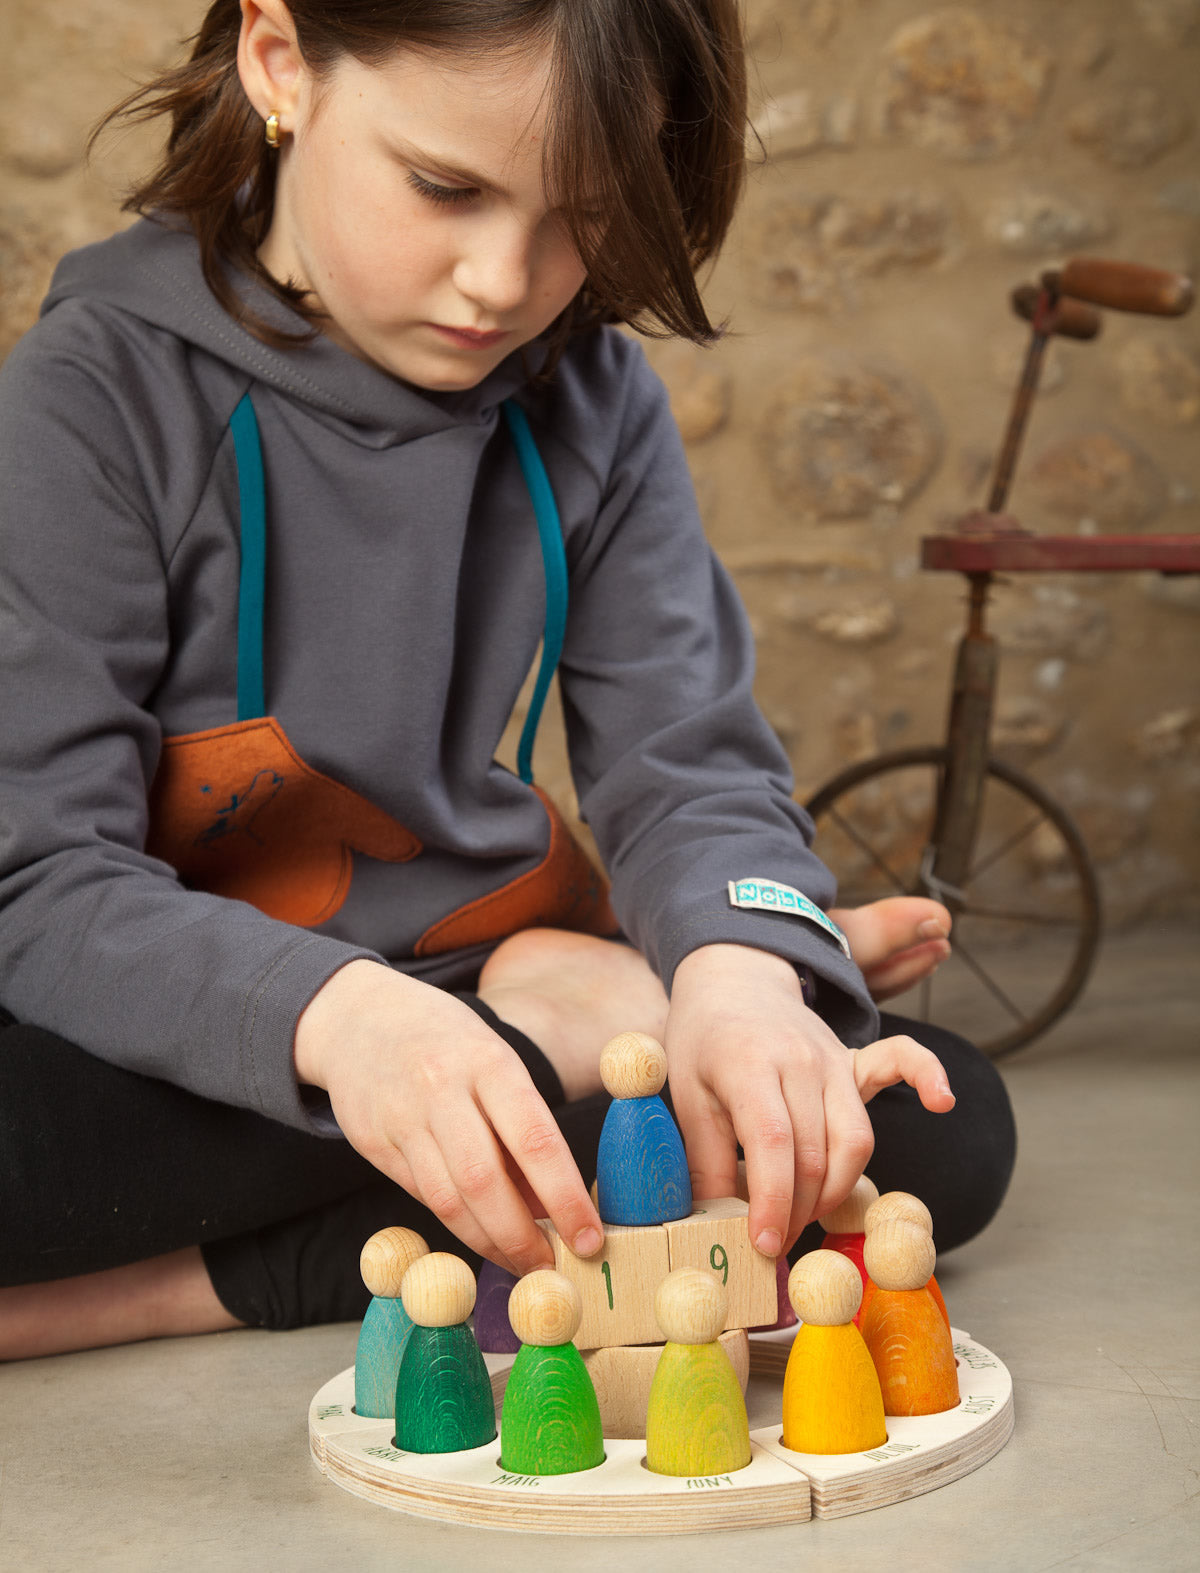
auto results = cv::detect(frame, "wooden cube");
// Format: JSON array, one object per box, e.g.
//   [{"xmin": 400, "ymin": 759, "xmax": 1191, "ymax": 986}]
[
  {"xmin": 581, "ymin": 1330, "xmax": 749, "ymax": 1438},
  {"xmin": 663, "ymin": 1197, "xmax": 777, "ymax": 1332},
  {"xmin": 536, "ymin": 1219, "xmax": 670, "ymax": 1350}
]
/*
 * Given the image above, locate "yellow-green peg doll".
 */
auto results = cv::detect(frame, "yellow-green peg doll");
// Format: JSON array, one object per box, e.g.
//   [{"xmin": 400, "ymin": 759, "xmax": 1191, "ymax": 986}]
[{"xmin": 645, "ymin": 1266, "xmax": 750, "ymax": 1477}]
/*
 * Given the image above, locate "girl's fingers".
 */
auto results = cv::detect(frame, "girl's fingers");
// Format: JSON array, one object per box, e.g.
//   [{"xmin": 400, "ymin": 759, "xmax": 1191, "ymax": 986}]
[
  {"xmin": 502, "ymin": 1152, "xmax": 546, "ymax": 1220},
  {"xmin": 398, "ymin": 1128, "xmax": 515, "ymax": 1269},
  {"xmin": 431, "ymin": 1098, "xmax": 569, "ymax": 1276},
  {"xmin": 483, "ymin": 1078, "xmax": 603, "ymax": 1264},
  {"xmin": 672, "ymin": 1082, "xmax": 740, "ymax": 1208},
  {"xmin": 729, "ymin": 1080, "xmax": 799, "ymax": 1259},
  {"xmin": 853, "ymin": 1036, "xmax": 956, "ymax": 1111},
  {"xmin": 771, "ymin": 1059, "xmax": 874, "ymax": 1246},
  {"xmin": 808, "ymin": 1077, "xmax": 875, "ymax": 1228}
]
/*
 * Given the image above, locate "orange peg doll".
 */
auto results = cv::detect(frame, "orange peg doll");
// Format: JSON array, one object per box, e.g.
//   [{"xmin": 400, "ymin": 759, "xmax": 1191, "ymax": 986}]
[
  {"xmin": 860, "ymin": 1221, "xmax": 959, "ymax": 1417},
  {"xmin": 862, "ymin": 1191, "xmax": 950, "ymax": 1329}
]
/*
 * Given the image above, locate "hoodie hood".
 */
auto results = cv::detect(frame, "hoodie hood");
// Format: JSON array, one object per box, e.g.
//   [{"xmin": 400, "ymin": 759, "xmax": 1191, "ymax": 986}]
[{"xmin": 41, "ymin": 216, "xmax": 544, "ymax": 446}]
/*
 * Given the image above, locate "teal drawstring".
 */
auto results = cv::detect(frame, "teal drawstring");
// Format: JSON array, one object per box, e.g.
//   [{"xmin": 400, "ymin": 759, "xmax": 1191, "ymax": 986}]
[
  {"xmin": 230, "ymin": 393, "xmax": 267, "ymax": 722},
  {"xmin": 502, "ymin": 399, "xmax": 569, "ymax": 786},
  {"xmin": 227, "ymin": 392, "xmax": 568, "ymax": 779}
]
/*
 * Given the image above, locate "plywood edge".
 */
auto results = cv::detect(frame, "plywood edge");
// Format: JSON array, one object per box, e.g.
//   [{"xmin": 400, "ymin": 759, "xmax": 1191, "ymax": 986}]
[{"xmin": 309, "ymin": 1325, "xmax": 1014, "ymax": 1533}]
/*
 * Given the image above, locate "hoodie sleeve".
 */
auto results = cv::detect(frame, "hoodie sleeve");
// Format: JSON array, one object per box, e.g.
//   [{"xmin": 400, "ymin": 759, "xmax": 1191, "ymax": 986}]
[
  {"xmin": 549, "ymin": 338, "xmax": 880, "ymax": 1048},
  {"xmin": 0, "ymin": 317, "xmax": 380, "ymax": 1132}
]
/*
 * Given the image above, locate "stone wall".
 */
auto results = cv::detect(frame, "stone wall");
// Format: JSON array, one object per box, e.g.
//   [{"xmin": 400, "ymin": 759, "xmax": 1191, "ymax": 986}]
[{"xmin": 2, "ymin": 0, "xmax": 1197, "ymax": 927}]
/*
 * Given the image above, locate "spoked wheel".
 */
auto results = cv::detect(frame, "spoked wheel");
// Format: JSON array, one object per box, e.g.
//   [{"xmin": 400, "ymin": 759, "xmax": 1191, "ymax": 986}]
[{"xmin": 805, "ymin": 746, "xmax": 1102, "ymax": 1059}]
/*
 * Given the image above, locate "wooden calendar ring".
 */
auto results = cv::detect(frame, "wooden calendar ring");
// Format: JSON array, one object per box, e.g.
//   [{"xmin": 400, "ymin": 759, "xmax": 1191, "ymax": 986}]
[{"xmin": 309, "ymin": 1326, "xmax": 1014, "ymax": 1533}]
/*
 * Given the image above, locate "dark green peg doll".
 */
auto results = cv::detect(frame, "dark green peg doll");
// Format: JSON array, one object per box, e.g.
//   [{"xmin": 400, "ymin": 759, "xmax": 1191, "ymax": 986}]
[{"xmin": 393, "ymin": 1253, "xmax": 496, "ymax": 1454}]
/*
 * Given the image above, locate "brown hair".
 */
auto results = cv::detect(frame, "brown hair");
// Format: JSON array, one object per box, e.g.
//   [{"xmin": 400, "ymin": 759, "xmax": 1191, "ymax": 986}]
[{"xmin": 93, "ymin": 0, "xmax": 747, "ymax": 362}]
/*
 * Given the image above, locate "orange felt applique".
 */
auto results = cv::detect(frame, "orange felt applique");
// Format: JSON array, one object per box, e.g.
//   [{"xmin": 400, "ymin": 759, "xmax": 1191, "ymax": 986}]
[
  {"xmin": 414, "ymin": 787, "xmax": 618, "ymax": 957},
  {"xmin": 147, "ymin": 716, "xmax": 422, "ymax": 927}
]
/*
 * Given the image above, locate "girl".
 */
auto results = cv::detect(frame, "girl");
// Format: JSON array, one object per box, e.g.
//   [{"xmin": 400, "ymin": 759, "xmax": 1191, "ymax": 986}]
[{"xmin": 0, "ymin": 0, "xmax": 1014, "ymax": 1359}]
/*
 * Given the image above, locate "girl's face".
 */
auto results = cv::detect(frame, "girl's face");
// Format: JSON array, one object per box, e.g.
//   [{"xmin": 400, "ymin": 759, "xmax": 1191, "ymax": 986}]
[{"xmin": 260, "ymin": 42, "xmax": 589, "ymax": 391}]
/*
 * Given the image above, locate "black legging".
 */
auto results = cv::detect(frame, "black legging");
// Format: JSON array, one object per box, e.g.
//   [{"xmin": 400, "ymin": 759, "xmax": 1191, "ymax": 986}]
[{"xmin": 0, "ymin": 1003, "xmax": 1014, "ymax": 1329}]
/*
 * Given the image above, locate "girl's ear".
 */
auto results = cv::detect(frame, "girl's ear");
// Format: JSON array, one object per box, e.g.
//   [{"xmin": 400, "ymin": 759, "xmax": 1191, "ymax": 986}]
[{"xmin": 237, "ymin": 0, "xmax": 308, "ymax": 132}]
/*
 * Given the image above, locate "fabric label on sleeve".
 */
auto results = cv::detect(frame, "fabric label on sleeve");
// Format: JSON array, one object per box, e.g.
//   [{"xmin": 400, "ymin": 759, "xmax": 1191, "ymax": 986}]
[{"xmin": 727, "ymin": 878, "xmax": 851, "ymax": 957}]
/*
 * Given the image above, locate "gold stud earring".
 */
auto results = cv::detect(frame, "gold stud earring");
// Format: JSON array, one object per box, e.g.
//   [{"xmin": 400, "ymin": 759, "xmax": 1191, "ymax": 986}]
[{"xmin": 264, "ymin": 112, "xmax": 282, "ymax": 149}]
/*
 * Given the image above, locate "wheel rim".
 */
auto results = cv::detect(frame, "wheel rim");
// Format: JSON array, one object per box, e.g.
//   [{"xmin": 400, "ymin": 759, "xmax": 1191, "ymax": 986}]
[{"xmin": 806, "ymin": 747, "xmax": 1102, "ymax": 1058}]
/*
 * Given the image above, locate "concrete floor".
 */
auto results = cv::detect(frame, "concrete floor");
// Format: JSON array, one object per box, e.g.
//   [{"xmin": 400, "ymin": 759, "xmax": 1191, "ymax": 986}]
[{"xmin": 2, "ymin": 926, "xmax": 1196, "ymax": 1572}]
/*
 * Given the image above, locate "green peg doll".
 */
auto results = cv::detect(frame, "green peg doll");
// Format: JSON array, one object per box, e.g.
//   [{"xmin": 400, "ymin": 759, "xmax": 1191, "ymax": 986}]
[{"xmin": 500, "ymin": 1270, "xmax": 605, "ymax": 1476}]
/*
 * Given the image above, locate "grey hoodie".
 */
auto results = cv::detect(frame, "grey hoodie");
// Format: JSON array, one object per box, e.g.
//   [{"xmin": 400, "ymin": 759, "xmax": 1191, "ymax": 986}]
[{"xmin": 0, "ymin": 218, "xmax": 877, "ymax": 1134}]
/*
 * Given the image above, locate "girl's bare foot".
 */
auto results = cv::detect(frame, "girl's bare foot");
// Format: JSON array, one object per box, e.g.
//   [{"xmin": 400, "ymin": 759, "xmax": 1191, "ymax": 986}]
[
  {"xmin": 478, "ymin": 929, "xmax": 670, "ymax": 1101},
  {"xmin": 0, "ymin": 1247, "xmax": 244, "ymax": 1362},
  {"xmin": 829, "ymin": 897, "xmax": 953, "ymax": 1002}
]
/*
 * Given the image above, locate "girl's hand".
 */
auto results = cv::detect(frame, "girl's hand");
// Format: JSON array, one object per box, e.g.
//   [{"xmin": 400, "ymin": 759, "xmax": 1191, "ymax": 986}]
[
  {"xmin": 293, "ymin": 960, "xmax": 602, "ymax": 1276},
  {"xmin": 665, "ymin": 944, "xmax": 954, "ymax": 1256}
]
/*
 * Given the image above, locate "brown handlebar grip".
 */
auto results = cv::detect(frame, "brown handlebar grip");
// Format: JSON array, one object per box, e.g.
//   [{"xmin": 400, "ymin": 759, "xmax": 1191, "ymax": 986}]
[
  {"xmin": 1011, "ymin": 285, "xmax": 1102, "ymax": 340},
  {"xmin": 1047, "ymin": 259, "xmax": 1194, "ymax": 317}
]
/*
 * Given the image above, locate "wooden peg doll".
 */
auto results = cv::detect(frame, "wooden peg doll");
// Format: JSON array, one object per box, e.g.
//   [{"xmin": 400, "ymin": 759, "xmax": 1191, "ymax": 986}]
[
  {"xmin": 354, "ymin": 1227, "xmax": 429, "ymax": 1418},
  {"xmin": 645, "ymin": 1267, "xmax": 751, "ymax": 1478},
  {"xmin": 817, "ymin": 1174, "xmax": 880, "ymax": 1322},
  {"xmin": 751, "ymin": 1253, "xmax": 799, "ymax": 1333},
  {"xmin": 473, "ymin": 1259, "xmax": 521, "ymax": 1354},
  {"xmin": 865, "ymin": 1190, "xmax": 934, "ymax": 1234},
  {"xmin": 595, "ymin": 1032, "xmax": 691, "ymax": 1226},
  {"xmin": 393, "ymin": 1253, "xmax": 496, "ymax": 1453},
  {"xmin": 499, "ymin": 1270, "xmax": 605, "ymax": 1477},
  {"xmin": 860, "ymin": 1222, "xmax": 959, "ymax": 1417},
  {"xmin": 781, "ymin": 1250, "xmax": 887, "ymax": 1454},
  {"xmin": 863, "ymin": 1191, "xmax": 950, "ymax": 1328}
]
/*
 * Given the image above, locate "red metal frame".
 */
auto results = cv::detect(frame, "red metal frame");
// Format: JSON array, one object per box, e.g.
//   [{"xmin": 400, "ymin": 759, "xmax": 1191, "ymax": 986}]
[{"xmin": 921, "ymin": 534, "xmax": 1200, "ymax": 575}]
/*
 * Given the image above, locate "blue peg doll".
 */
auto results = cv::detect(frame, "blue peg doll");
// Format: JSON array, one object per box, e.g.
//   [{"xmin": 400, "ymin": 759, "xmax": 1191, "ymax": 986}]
[{"xmin": 595, "ymin": 1032, "xmax": 692, "ymax": 1226}]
